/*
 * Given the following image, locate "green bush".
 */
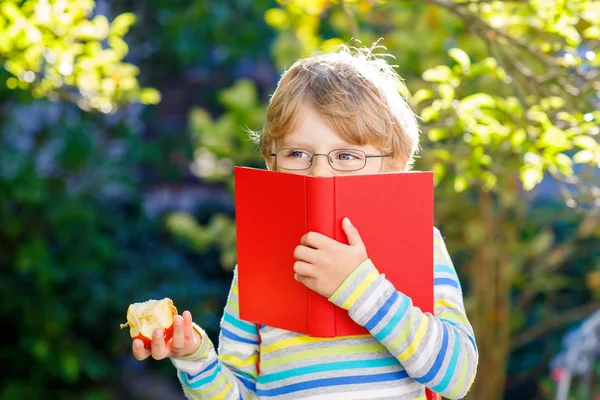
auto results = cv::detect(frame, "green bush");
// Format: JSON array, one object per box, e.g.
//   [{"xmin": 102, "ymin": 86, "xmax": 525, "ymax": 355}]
[{"xmin": 0, "ymin": 99, "xmax": 230, "ymax": 399}]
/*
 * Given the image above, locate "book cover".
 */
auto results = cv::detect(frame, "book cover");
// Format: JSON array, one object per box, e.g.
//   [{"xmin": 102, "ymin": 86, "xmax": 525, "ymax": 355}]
[
  {"xmin": 235, "ymin": 166, "xmax": 438, "ymax": 400},
  {"xmin": 234, "ymin": 166, "xmax": 434, "ymax": 338}
]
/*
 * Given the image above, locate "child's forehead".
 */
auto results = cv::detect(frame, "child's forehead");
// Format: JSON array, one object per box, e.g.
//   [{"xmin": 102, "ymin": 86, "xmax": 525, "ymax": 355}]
[
  {"xmin": 278, "ymin": 134, "xmax": 380, "ymax": 153},
  {"xmin": 280, "ymin": 136, "xmax": 353, "ymax": 149}
]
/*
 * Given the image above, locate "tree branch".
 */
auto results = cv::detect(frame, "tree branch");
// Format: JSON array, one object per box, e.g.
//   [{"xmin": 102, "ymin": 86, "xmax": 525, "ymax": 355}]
[
  {"xmin": 511, "ymin": 301, "xmax": 600, "ymax": 350},
  {"xmin": 423, "ymin": 0, "xmax": 596, "ymax": 100}
]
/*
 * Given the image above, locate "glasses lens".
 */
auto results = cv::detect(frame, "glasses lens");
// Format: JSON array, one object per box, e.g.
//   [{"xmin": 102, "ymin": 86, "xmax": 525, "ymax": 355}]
[
  {"xmin": 329, "ymin": 149, "xmax": 366, "ymax": 171},
  {"xmin": 276, "ymin": 148, "xmax": 312, "ymax": 170}
]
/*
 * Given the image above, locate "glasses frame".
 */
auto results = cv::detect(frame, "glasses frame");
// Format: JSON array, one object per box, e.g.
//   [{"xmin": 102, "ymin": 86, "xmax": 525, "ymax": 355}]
[{"xmin": 269, "ymin": 147, "xmax": 391, "ymax": 172}]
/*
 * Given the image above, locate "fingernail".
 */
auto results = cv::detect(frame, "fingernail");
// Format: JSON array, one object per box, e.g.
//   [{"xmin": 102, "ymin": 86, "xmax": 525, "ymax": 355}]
[
  {"xmin": 175, "ymin": 316, "xmax": 183, "ymax": 325},
  {"xmin": 154, "ymin": 329, "xmax": 163, "ymax": 338},
  {"xmin": 133, "ymin": 340, "xmax": 142, "ymax": 349}
]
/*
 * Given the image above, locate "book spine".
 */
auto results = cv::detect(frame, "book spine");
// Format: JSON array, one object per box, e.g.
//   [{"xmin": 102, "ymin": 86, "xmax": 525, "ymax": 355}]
[{"xmin": 306, "ymin": 177, "xmax": 336, "ymax": 337}]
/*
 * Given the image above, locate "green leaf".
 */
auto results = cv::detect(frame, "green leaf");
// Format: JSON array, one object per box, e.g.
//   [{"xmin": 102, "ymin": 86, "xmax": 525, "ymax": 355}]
[
  {"xmin": 481, "ymin": 57, "xmax": 498, "ymax": 71},
  {"xmin": 583, "ymin": 25, "xmax": 600, "ymax": 39},
  {"xmin": 540, "ymin": 126, "xmax": 569, "ymax": 150},
  {"xmin": 139, "ymin": 88, "xmax": 161, "ymax": 105},
  {"xmin": 449, "ymin": 48, "xmax": 471, "ymax": 72},
  {"xmin": 321, "ymin": 38, "xmax": 344, "ymax": 52},
  {"xmin": 481, "ymin": 171, "xmax": 497, "ymax": 191},
  {"xmin": 109, "ymin": 12, "xmax": 137, "ymax": 37},
  {"xmin": 438, "ymin": 83, "xmax": 454, "ymax": 101},
  {"xmin": 454, "ymin": 174, "xmax": 469, "ymax": 192},
  {"xmin": 573, "ymin": 135, "xmax": 598, "ymax": 150},
  {"xmin": 511, "ymin": 129, "xmax": 526, "ymax": 148},
  {"xmin": 526, "ymin": 106, "xmax": 551, "ymax": 127},
  {"xmin": 559, "ymin": 26, "xmax": 582, "ymax": 46},
  {"xmin": 165, "ymin": 212, "xmax": 211, "ymax": 250},
  {"xmin": 422, "ymin": 65, "xmax": 454, "ymax": 83},
  {"xmin": 520, "ymin": 165, "xmax": 544, "ymax": 191},
  {"xmin": 107, "ymin": 36, "xmax": 129, "ymax": 59},
  {"xmin": 540, "ymin": 96, "xmax": 565, "ymax": 110},
  {"xmin": 428, "ymin": 128, "xmax": 449, "ymax": 142},
  {"xmin": 219, "ymin": 79, "xmax": 258, "ymax": 110},
  {"xmin": 0, "ymin": 2, "xmax": 23, "ymax": 21},
  {"xmin": 410, "ymin": 88, "xmax": 434, "ymax": 106},
  {"xmin": 32, "ymin": 338, "xmax": 49, "ymax": 360},
  {"xmin": 189, "ymin": 108, "xmax": 213, "ymax": 132},
  {"xmin": 434, "ymin": 149, "xmax": 453, "ymax": 162},
  {"xmin": 503, "ymin": 97, "xmax": 523, "ymax": 115},
  {"xmin": 573, "ymin": 149, "xmax": 596, "ymax": 164},
  {"xmin": 460, "ymin": 93, "xmax": 496, "ymax": 110},
  {"xmin": 432, "ymin": 162, "xmax": 447, "ymax": 186},
  {"xmin": 61, "ymin": 353, "xmax": 80, "ymax": 383},
  {"xmin": 554, "ymin": 153, "xmax": 574, "ymax": 175},
  {"xmin": 265, "ymin": 8, "xmax": 290, "ymax": 30},
  {"xmin": 421, "ymin": 105, "xmax": 440, "ymax": 122},
  {"xmin": 582, "ymin": 2, "xmax": 600, "ymax": 24},
  {"xmin": 557, "ymin": 111, "xmax": 579, "ymax": 125}
]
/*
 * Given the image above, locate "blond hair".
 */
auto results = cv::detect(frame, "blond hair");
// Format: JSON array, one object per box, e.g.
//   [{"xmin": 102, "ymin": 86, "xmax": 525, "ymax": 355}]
[{"xmin": 252, "ymin": 44, "xmax": 420, "ymax": 172}]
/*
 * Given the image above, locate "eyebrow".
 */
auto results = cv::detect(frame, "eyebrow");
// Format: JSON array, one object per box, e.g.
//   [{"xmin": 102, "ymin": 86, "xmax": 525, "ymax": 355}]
[{"xmin": 280, "ymin": 138, "xmax": 357, "ymax": 149}]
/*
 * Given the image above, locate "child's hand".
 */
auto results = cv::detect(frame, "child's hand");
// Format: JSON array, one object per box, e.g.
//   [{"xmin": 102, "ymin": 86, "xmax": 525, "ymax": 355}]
[
  {"xmin": 132, "ymin": 310, "xmax": 202, "ymax": 361},
  {"xmin": 293, "ymin": 217, "xmax": 368, "ymax": 298}
]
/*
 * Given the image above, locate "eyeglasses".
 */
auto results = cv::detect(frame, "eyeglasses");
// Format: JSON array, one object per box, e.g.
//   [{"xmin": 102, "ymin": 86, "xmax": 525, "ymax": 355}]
[{"xmin": 269, "ymin": 148, "xmax": 391, "ymax": 171}]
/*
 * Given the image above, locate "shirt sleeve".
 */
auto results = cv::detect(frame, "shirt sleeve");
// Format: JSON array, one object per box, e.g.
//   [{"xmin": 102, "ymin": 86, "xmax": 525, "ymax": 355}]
[
  {"xmin": 328, "ymin": 227, "xmax": 478, "ymax": 399},
  {"xmin": 171, "ymin": 267, "xmax": 259, "ymax": 399}
]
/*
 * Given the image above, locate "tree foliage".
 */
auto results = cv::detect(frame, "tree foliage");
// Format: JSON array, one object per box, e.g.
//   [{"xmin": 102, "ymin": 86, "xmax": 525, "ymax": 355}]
[
  {"xmin": 0, "ymin": 2, "xmax": 228, "ymax": 399},
  {"xmin": 0, "ymin": 0, "xmax": 160, "ymax": 112}
]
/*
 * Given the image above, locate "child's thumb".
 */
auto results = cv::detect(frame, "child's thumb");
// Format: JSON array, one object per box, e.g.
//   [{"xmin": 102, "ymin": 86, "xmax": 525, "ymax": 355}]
[{"xmin": 342, "ymin": 217, "xmax": 364, "ymax": 247}]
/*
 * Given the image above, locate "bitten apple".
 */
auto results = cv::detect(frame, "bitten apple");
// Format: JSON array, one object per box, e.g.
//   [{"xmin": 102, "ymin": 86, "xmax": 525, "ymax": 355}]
[{"xmin": 120, "ymin": 298, "xmax": 178, "ymax": 349}]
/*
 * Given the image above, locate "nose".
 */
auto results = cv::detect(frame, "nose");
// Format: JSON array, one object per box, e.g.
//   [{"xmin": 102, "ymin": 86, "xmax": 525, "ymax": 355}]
[{"xmin": 308, "ymin": 154, "xmax": 334, "ymax": 177}]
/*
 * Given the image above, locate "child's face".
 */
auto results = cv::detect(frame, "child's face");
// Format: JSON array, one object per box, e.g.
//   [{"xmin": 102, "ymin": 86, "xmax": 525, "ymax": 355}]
[{"xmin": 269, "ymin": 104, "xmax": 390, "ymax": 177}]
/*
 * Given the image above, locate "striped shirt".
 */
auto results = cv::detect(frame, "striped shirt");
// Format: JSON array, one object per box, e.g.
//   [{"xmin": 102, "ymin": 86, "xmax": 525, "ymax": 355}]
[{"xmin": 171, "ymin": 228, "xmax": 478, "ymax": 399}]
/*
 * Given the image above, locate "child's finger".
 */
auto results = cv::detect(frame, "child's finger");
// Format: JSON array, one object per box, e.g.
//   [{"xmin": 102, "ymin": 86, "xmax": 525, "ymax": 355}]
[
  {"xmin": 151, "ymin": 329, "xmax": 169, "ymax": 360},
  {"xmin": 342, "ymin": 217, "xmax": 365, "ymax": 248},
  {"xmin": 295, "ymin": 273, "xmax": 316, "ymax": 292},
  {"xmin": 132, "ymin": 339, "xmax": 151, "ymax": 360},
  {"xmin": 294, "ymin": 273, "xmax": 305, "ymax": 285},
  {"xmin": 170, "ymin": 315, "xmax": 185, "ymax": 355},
  {"xmin": 183, "ymin": 310, "xmax": 202, "ymax": 355},
  {"xmin": 294, "ymin": 261, "xmax": 316, "ymax": 278},
  {"xmin": 293, "ymin": 245, "xmax": 319, "ymax": 263},
  {"xmin": 183, "ymin": 311, "xmax": 195, "ymax": 345},
  {"xmin": 300, "ymin": 231, "xmax": 329, "ymax": 249}
]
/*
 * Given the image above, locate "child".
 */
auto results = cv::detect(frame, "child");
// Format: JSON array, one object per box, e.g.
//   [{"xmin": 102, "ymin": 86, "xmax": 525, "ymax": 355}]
[{"xmin": 131, "ymin": 45, "xmax": 478, "ymax": 399}]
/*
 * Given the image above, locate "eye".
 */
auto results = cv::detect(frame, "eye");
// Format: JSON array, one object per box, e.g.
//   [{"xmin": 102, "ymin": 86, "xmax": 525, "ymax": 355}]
[
  {"xmin": 334, "ymin": 151, "xmax": 364, "ymax": 161},
  {"xmin": 337, "ymin": 152, "xmax": 356, "ymax": 160},
  {"xmin": 284, "ymin": 149, "xmax": 311, "ymax": 158}
]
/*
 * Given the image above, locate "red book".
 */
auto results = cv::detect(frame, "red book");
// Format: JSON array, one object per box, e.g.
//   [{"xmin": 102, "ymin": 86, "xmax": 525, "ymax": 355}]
[
  {"xmin": 235, "ymin": 166, "xmax": 439, "ymax": 400},
  {"xmin": 235, "ymin": 165, "xmax": 434, "ymax": 336}
]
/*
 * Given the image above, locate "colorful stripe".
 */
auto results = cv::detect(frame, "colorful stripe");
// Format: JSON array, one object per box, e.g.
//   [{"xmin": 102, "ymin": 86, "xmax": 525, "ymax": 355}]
[{"xmin": 172, "ymin": 227, "xmax": 478, "ymax": 399}]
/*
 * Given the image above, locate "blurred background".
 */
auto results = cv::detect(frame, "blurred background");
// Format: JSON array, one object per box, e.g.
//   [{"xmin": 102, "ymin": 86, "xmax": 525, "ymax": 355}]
[{"xmin": 0, "ymin": 0, "xmax": 599, "ymax": 399}]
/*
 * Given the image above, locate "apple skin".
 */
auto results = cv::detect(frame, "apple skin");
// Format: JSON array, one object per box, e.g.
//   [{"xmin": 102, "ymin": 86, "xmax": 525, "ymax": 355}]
[{"xmin": 134, "ymin": 323, "xmax": 174, "ymax": 349}]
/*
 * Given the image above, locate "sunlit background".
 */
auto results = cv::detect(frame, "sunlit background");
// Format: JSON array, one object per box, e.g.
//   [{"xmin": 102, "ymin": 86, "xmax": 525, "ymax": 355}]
[{"xmin": 1, "ymin": 1, "xmax": 599, "ymax": 399}]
